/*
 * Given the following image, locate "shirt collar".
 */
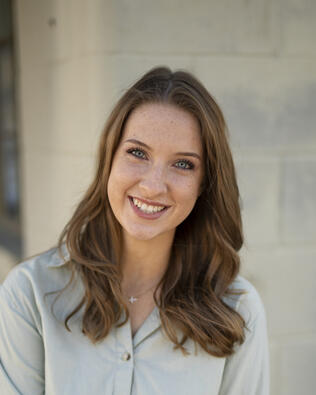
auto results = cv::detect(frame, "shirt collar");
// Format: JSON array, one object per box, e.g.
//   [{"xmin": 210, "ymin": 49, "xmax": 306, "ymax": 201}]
[
  {"xmin": 47, "ymin": 243, "xmax": 70, "ymax": 268},
  {"xmin": 132, "ymin": 306, "xmax": 161, "ymax": 348}
]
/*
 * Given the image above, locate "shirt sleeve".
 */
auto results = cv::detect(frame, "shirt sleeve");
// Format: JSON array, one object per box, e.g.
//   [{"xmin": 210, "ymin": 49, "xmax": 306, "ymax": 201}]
[
  {"xmin": 218, "ymin": 286, "xmax": 270, "ymax": 395},
  {"xmin": 0, "ymin": 270, "xmax": 45, "ymax": 395}
]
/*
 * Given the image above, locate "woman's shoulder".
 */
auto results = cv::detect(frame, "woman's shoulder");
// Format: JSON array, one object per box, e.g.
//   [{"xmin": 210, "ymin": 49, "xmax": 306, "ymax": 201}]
[
  {"xmin": 0, "ymin": 245, "xmax": 71, "ymax": 305},
  {"xmin": 0, "ymin": 244, "xmax": 85, "ymax": 328},
  {"xmin": 223, "ymin": 274, "xmax": 266, "ymax": 328}
]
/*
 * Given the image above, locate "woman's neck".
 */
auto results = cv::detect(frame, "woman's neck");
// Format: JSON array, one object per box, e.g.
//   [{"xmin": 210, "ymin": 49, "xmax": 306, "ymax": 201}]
[{"xmin": 120, "ymin": 231, "xmax": 174, "ymax": 292}]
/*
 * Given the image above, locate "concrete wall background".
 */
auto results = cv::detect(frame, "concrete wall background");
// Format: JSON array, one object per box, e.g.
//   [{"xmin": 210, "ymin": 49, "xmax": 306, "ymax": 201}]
[{"xmin": 4, "ymin": 1, "xmax": 316, "ymax": 394}]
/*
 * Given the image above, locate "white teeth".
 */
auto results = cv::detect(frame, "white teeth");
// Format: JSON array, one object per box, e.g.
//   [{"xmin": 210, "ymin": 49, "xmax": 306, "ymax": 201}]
[{"xmin": 132, "ymin": 198, "xmax": 165, "ymax": 214}]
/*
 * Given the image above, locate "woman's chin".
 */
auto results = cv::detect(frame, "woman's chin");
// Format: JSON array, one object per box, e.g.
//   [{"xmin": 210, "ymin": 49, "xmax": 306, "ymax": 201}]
[
  {"xmin": 125, "ymin": 229, "xmax": 161, "ymax": 241},
  {"xmin": 123, "ymin": 224, "xmax": 173, "ymax": 243}
]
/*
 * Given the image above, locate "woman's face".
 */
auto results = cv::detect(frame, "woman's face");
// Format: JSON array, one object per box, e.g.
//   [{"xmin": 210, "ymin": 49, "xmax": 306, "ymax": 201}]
[{"xmin": 107, "ymin": 102, "xmax": 204, "ymax": 242}]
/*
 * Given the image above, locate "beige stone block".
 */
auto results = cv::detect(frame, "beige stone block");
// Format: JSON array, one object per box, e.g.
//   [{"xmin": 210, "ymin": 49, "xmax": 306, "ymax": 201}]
[
  {"xmin": 279, "ymin": 336, "xmax": 316, "ymax": 395},
  {"xmin": 21, "ymin": 149, "xmax": 95, "ymax": 256},
  {"xmin": 19, "ymin": 58, "xmax": 97, "ymax": 155},
  {"xmin": 236, "ymin": 158, "xmax": 280, "ymax": 246},
  {"xmin": 16, "ymin": 0, "xmax": 280, "ymax": 62},
  {"xmin": 194, "ymin": 57, "xmax": 316, "ymax": 150},
  {"xmin": 281, "ymin": 159, "xmax": 316, "ymax": 243},
  {"xmin": 15, "ymin": 0, "xmax": 90, "ymax": 66},
  {"xmin": 240, "ymin": 248, "xmax": 316, "ymax": 337},
  {"xmin": 15, "ymin": 0, "xmax": 57, "ymax": 66},
  {"xmin": 19, "ymin": 65, "xmax": 55, "ymax": 152},
  {"xmin": 88, "ymin": 0, "xmax": 279, "ymax": 55},
  {"xmin": 281, "ymin": 0, "xmax": 316, "ymax": 56}
]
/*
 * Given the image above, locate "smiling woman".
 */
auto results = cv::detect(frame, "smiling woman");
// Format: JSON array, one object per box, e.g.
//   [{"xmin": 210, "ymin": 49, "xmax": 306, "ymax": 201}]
[{"xmin": 0, "ymin": 67, "xmax": 269, "ymax": 394}]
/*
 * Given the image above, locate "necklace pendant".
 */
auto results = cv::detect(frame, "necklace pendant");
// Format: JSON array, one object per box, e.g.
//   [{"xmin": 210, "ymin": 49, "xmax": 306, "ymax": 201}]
[{"xmin": 129, "ymin": 296, "xmax": 138, "ymax": 304}]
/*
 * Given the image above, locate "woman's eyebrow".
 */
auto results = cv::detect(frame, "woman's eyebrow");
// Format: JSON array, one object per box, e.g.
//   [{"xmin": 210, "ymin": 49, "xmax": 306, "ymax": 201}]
[{"xmin": 124, "ymin": 138, "xmax": 201, "ymax": 161}]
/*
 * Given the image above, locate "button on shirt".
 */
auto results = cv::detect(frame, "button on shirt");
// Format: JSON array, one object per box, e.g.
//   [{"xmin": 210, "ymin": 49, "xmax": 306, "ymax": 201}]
[{"xmin": 0, "ymin": 246, "xmax": 270, "ymax": 394}]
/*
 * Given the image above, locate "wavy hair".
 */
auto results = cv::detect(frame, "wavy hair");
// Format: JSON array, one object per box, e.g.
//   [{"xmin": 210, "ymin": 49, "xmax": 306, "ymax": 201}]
[{"xmin": 54, "ymin": 66, "xmax": 246, "ymax": 357}]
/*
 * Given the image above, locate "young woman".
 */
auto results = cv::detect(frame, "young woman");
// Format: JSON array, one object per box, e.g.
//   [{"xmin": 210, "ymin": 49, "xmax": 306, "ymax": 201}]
[{"xmin": 0, "ymin": 67, "xmax": 269, "ymax": 394}]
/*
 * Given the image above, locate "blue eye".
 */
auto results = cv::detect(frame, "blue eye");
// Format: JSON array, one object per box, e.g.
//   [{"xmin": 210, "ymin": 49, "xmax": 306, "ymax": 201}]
[
  {"xmin": 127, "ymin": 147, "xmax": 146, "ymax": 159},
  {"xmin": 175, "ymin": 160, "xmax": 194, "ymax": 170}
]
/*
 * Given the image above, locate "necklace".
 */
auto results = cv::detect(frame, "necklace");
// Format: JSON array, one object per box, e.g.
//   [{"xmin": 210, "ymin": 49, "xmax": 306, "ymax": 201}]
[{"xmin": 126, "ymin": 283, "xmax": 159, "ymax": 304}]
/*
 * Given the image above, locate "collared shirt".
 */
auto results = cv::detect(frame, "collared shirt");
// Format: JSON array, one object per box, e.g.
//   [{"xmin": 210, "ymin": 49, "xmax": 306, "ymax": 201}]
[{"xmin": 0, "ymin": 246, "xmax": 270, "ymax": 395}]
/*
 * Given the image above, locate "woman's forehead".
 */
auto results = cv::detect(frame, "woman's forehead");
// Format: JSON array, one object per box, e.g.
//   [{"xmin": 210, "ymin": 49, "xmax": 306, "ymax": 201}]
[{"xmin": 121, "ymin": 103, "xmax": 202, "ymax": 152}]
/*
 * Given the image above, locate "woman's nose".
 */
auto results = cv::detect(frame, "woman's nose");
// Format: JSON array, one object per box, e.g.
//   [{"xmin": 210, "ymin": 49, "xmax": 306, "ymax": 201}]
[{"xmin": 138, "ymin": 165, "xmax": 168, "ymax": 196}]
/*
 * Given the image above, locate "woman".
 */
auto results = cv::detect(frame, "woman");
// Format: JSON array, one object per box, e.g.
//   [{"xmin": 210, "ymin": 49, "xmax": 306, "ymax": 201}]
[{"xmin": 0, "ymin": 67, "xmax": 269, "ymax": 394}]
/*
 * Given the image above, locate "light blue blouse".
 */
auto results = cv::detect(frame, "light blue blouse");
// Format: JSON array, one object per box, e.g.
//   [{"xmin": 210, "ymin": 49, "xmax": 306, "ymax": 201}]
[{"xmin": 0, "ymin": 246, "xmax": 270, "ymax": 394}]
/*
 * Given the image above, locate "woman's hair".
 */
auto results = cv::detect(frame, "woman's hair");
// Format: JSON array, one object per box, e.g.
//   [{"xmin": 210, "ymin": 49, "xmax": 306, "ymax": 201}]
[{"xmin": 54, "ymin": 66, "xmax": 246, "ymax": 357}]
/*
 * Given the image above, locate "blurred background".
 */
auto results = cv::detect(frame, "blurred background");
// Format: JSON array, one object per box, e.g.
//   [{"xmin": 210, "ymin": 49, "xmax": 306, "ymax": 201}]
[{"xmin": 0, "ymin": 0, "xmax": 315, "ymax": 394}]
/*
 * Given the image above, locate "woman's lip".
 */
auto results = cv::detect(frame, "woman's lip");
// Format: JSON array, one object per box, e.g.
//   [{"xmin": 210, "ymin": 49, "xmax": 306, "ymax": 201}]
[
  {"xmin": 129, "ymin": 195, "xmax": 170, "ymax": 208},
  {"xmin": 128, "ymin": 197, "xmax": 169, "ymax": 220}
]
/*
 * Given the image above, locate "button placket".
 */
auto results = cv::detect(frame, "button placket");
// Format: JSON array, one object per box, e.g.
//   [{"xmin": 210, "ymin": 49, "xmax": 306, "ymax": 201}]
[{"xmin": 113, "ymin": 311, "xmax": 134, "ymax": 394}]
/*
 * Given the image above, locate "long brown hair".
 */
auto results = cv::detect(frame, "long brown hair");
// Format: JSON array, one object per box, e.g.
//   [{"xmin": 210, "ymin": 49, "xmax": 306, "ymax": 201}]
[{"xmin": 54, "ymin": 66, "xmax": 246, "ymax": 357}]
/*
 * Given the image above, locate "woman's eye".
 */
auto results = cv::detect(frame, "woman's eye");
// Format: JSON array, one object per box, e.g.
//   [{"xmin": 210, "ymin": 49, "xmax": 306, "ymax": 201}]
[
  {"xmin": 127, "ymin": 148, "xmax": 146, "ymax": 159},
  {"xmin": 175, "ymin": 160, "xmax": 194, "ymax": 170},
  {"xmin": 127, "ymin": 148, "xmax": 194, "ymax": 170}
]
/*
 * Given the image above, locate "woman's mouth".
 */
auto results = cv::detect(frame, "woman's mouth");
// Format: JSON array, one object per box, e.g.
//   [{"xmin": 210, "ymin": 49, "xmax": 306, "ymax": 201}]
[{"xmin": 128, "ymin": 196, "xmax": 169, "ymax": 219}]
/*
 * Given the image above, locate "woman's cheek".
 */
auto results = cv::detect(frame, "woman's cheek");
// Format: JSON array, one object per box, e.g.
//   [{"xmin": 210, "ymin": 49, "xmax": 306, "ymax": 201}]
[
  {"xmin": 126, "ymin": 157, "xmax": 149, "ymax": 172},
  {"xmin": 118, "ymin": 161, "xmax": 145, "ymax": 181},
  {"xmin": 169, "ymin": 173, "xmax": 200, "ymax": 195}
]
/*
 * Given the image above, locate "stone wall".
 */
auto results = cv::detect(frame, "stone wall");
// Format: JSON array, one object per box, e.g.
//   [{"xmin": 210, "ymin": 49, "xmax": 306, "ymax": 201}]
[{"xmin": 12, "ymin": 1, "xmax": 316, "ymax": 393}]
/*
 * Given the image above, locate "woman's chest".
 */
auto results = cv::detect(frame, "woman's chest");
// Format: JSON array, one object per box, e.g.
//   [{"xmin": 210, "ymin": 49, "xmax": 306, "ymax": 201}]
[{"xmin": 43, "ymin": 316, "xmax": 226, "ymax": 395}]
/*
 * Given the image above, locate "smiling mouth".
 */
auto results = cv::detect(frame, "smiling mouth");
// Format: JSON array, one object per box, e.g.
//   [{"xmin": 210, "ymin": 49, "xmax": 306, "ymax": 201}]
[
  {"xmin": 128, "ymin": 196, "xmax": 169, "ymax": 218},
  {"xmin": 130, "ymin": 196, "xmax": 167, "ymax": 213}
]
